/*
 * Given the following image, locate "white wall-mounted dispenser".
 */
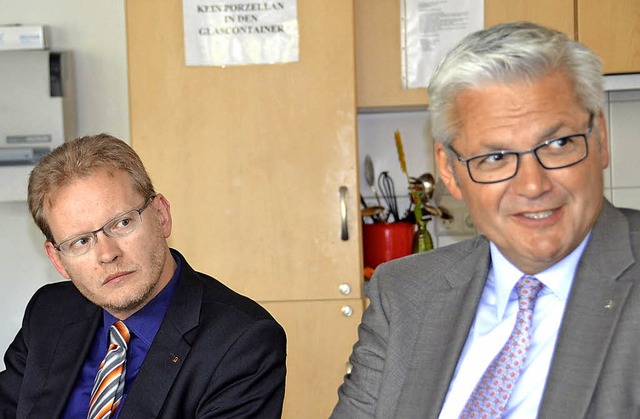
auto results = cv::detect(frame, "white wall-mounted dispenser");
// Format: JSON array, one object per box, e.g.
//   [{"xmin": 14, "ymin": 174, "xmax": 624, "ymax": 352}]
[{"xmin": 0, "ymin": 50, "xmax": 76, "ymax": 202}]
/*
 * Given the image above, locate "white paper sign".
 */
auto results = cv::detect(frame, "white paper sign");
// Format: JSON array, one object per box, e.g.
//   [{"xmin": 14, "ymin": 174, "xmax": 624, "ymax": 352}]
[
  {"xmin": 401, "ymin": 0, "xmax": 483, "ymax": 88},
  {"xmin": 183, "ymin": 0, "xmax": 299, "ymax": 66}
]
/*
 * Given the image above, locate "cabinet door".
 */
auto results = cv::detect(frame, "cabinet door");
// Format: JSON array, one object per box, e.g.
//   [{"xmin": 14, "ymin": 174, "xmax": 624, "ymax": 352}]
[
  {"xmin": 125, "ymin": 0, "xmax": 362, "ymax": 302},
  {"xmin": 485, "ymin": 0, "xmax": 575, "ymax": 38},
  {"xmin": 577, "ymin": 0, "xmax": 640, "ymax": 74},
  {"xmin": 262, "ymin": 299, "xmax": 363, "ymax": 419},
  {"xmin": 355, "ymin": 0, "xmax": 575, "ymax": 110},
  {"xmin": 354, "ymin": 0, "xmax": 428, "ymax": 109}
]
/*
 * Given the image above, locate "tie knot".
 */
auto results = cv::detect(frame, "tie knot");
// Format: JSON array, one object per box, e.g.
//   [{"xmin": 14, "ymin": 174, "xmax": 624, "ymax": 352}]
[
  {"xmin": 516, "ymin": 276, "xmax": 543, "ymax": 310},
  {"xmin": 110, "ymin": 321, "xmax": 131, "ymax": 348}
]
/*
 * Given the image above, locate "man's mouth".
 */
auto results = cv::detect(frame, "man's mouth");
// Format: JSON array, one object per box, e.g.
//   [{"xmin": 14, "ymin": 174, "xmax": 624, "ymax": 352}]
[
  {"xmin": 104, "ymin": 271, "xmax": 134, "ymax": 284},
  {"xmin": 522, "ymin": 209, "xmax": 554, "ymax": 220}
]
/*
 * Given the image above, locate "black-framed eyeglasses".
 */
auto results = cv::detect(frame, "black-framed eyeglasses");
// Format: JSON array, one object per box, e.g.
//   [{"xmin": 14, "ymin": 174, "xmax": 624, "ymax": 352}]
[
  {"xmin": 446, "ymin": 113, "xmax": 595, "ymax": 184},
  {"xmin": 52, "ymin": 195, "xmax": 157, "ymax": 257}
]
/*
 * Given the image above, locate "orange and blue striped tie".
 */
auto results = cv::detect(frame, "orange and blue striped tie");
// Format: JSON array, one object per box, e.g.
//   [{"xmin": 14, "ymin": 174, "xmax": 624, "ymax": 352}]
[{"xmin": 88, "ymin": 321, "xmax": 130, "ymax": 419}]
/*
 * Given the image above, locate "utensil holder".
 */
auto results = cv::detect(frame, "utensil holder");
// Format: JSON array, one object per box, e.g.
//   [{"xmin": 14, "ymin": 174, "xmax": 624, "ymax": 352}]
[{"xmin": 362, "ymin": 222, "xmax": 415, "ymax": 269}]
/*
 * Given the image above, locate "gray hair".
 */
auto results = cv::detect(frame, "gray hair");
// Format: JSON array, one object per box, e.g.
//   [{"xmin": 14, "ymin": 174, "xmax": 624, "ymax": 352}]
[{"xmin": 428, "ymin": 21, "xmax": 603, "ymax": 144}]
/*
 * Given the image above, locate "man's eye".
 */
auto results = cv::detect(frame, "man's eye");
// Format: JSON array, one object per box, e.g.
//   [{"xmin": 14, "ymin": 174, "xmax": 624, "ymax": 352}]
[
  {"xmin": 112, "ymin": 216, "xmax": 134, "ymax": 230},
  {"xmin": 486, "ymin": 153, "xmax": 505, "ymax": 163},
  {"xmin": 548, "ymin": 136, "xmax": 574, "ymax": 149},
  {"xmin": 477, "ymin": 152, "xmax": 507, "ymax": 166},
  {"xmin": 70, "ymin": 236, "xmax": 93, "ymax": 249}
]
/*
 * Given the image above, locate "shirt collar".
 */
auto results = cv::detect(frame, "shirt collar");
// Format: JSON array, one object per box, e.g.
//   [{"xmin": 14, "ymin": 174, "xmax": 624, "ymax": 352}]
[
  {"xmin": 488, "ymin": 231, "xmax": 592, "ymax": 320},
  {"xmin": 102, "ymin": 250, "xmax": 182, "ymax": 346}
]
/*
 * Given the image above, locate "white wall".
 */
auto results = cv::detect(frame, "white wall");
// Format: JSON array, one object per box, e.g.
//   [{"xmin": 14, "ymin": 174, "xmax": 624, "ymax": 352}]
[
  {"xmin": 0, "ymin": 0, "xmax": 129, "ymax": 367},
  {"xmin": 607, "ymin": 90, "xmax": 640, "ymax": 208}
]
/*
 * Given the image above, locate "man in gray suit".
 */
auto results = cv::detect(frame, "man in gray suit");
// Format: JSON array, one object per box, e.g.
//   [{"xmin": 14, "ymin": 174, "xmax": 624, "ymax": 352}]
[{"xmin": 332, "ymin": 21, "xmax": 640, "ymax": 418}]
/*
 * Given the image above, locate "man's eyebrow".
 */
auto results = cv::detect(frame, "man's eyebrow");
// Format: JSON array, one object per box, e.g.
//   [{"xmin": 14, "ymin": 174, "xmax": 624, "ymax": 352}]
[
  {"xmin": 461, "ymin": 119, "xmax": 575, "ymax": 155},
  {"xmin": 538, "ymin": 121, "xmax": 565, "ymax": 139}
]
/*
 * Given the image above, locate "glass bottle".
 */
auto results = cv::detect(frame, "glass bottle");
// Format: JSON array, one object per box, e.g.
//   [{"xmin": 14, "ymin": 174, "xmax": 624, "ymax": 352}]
[{"xmin": 412, "ymin": 217, "xmax": 433, "ymax": 253}]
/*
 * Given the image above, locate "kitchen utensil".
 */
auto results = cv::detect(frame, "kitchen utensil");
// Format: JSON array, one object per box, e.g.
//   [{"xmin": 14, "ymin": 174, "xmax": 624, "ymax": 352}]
[
  {"xmin": 408, "ymin": 174, "xmax": 454, "ymax": 222},
  {"xmin": 418, "ymin": 173, "xmax": 435, "ymax": 201},
  {"xmin": 361, "ymin": 206, "xmax": 385, "ymax": 218},
  {"xmin": 423, "ymin": 203, "xmax": 454, "ymax": 221},
  {"xmin": 364, "ymin": 155, "xmax": 383, "ymax": 207},
  {"xmin": 378, "ymin": 171, "xmax": 400, "ymax": 222},
  {"xmin": 409, "ymin": 172, "xmax": 436, "ymax": 206},
  {"xmin": 416, "ymin": 177, "xmax": 454, "ymax": 222},
  {"xmin": 432, "ymin": 177, "xmax": 446, "ymax": 206}
]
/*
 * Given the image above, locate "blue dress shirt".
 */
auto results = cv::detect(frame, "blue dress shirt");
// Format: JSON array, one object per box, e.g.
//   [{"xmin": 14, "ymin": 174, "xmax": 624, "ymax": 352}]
[
  {"xmin": 61, "ymin": 251, "xmax": 181, "ymax": 418},
  {"xmin": 439, "ymin": 233, "xmax": 591, "ymax": 418}
]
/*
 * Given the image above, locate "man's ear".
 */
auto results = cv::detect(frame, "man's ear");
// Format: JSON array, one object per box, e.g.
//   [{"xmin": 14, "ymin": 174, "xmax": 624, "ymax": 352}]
[
  {"xmin": 153, "ymin": 194, "xmax": 173, "ymax": 239},
  {"xmin": 594, "ymin": 110, "xmax": 610, "ymax": 170},
  {"xmin": 45, "ymin": 242, "xmax": 71, "ymax": 279},
  {"xmin": 435, "ymin": 142, "xmax": 463, "ymax": 200}
]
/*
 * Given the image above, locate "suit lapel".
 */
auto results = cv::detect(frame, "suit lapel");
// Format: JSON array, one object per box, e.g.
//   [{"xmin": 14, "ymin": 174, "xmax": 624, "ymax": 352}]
[
  {"xmin": 29, "ymin": 298, "xmax": 100, "ymax": 418},
  {"xmin": 119, "ymin": 257, "xmax": 202, "ymax": 418},
  {"xmin": 539, "ymin": 201, "xmax": 635, "ymax": 418},
  {"xmin": 394, "ymin": 237, "xmax": 492, "ymax": 418}
]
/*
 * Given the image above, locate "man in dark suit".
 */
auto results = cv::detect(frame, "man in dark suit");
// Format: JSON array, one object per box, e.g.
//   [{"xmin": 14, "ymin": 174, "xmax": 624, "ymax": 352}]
[
  {"xmin": 0, "ymin": 134, "xmax": 286, "ymax": 418},
  {"xmin": 333, "ymin": 22, "xmax": 640, "ymax": 418}
]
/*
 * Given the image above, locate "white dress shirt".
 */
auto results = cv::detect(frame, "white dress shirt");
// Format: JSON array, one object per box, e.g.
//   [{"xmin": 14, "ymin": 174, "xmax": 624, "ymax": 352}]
[{"xmin": 438, "ymin": 233, "xmax": 591, "ymax": 418}]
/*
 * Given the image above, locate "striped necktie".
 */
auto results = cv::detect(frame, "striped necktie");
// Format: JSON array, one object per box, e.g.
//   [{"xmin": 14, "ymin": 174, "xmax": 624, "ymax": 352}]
[
  {"xmin": 460, "ymin": 276, "xmax": 544, "ymax": 418},
  {"xmin": 88, "ymin": 321, "xmax": 130, "ymax": 419}
]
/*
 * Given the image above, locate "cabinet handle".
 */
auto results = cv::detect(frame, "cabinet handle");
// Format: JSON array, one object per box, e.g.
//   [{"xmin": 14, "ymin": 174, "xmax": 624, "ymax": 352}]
[{"xmin": 339, "ymin": 186, "xmax": 349, "ymax": 241}]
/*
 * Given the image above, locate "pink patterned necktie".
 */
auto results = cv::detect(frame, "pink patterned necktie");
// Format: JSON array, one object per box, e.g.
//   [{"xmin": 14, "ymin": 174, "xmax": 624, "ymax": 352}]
[{"xmin": 460, "ymin": 276, "xmax": 544, "ymax": 418}]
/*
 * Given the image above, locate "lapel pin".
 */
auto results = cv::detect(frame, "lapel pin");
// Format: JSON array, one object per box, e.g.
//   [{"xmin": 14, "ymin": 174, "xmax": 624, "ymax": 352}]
[
  {"xmin": 170, "ymin": 353, "xmax": 180, "ymax": 363},
  {"xmin": 604, "ymin": 300, "xmax": 614, "ymax": 310}
]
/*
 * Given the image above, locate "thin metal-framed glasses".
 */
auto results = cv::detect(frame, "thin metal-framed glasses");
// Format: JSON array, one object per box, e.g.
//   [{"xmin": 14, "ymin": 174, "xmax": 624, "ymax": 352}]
[
  {"xmin": 447, "ymin": 113, "xmax": 594, "ymax": 184},
  {"xmin": 52, "ymin": 195, "xmax": 157, "ymax": 257}
]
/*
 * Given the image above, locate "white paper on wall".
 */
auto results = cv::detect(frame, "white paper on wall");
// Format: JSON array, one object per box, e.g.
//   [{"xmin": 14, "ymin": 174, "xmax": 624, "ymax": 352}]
[
  {"xmin": 401, "ymin": 0, "xmax": 483, "ymax": 88},
  {"xmin": 183, "ymin": 0, "xmax": 299, "ymax": 66}
]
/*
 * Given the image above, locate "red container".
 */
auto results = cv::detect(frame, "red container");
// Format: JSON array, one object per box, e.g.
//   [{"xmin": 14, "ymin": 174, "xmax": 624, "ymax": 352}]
[{"xmin": 362, "ymin": 222, "xmax": 415, "ymax": 269}]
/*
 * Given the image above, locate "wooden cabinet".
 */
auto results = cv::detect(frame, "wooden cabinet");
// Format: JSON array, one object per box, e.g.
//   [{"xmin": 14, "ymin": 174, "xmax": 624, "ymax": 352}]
[
  {"xmin": 356, "ymin": 0, "xmax": 640, "ymax": 109},
  {"xmin": 263, "ymin": 299, "xmax": 364, "ymax": 418},
  {"xmin": 354, "ymin": 0, "xmax": 428, "ymax": 109},
  {"xmin": 484, "ymin": 0, "xmax": 574, "ymax": 37},
  {"xmin": 355, "ymin": 0, "xmax": 574, "ymax": 109},
  {"xmin": 125, "ymin": 0, "xmax": 362, "ymax": 417},
  {"xmin": 577, "ymin": 0, "xmax": 640, "ymax": 74}
]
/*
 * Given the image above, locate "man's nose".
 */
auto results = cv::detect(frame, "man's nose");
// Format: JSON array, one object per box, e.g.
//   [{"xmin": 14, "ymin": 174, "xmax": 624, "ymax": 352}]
[
  {"xmin": 510, "ymin": 152, "xmax": 552, "ymax": 197},
  {"xmin": 94, "ymin": 231, "xmax": 123, "ymax": 263}
]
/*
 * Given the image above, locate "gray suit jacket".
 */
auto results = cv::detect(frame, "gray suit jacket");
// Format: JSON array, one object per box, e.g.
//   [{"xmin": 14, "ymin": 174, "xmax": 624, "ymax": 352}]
[{"xmin": 332, "ymin": 200, "xmax": 640, "ymax": 418}]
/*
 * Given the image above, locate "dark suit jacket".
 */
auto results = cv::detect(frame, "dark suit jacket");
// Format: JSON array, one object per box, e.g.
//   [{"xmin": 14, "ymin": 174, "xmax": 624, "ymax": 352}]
[
  {"xmin": 332, "ymin": 200, "xmax": 640, "ymax": 418},
  {"xmin": 0, "ymin": 250, "xmax": 287, "ymax": 418}
]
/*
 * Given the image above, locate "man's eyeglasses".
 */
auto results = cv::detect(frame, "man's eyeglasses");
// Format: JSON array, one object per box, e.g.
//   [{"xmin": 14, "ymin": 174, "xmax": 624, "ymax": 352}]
[
  {"xmin": 447, "ymin": 113, "xmax": 594, "ymax": 184},
  {"xmin": 52, "ymin": 195, "xmax": 156, "ymax": 257}
]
